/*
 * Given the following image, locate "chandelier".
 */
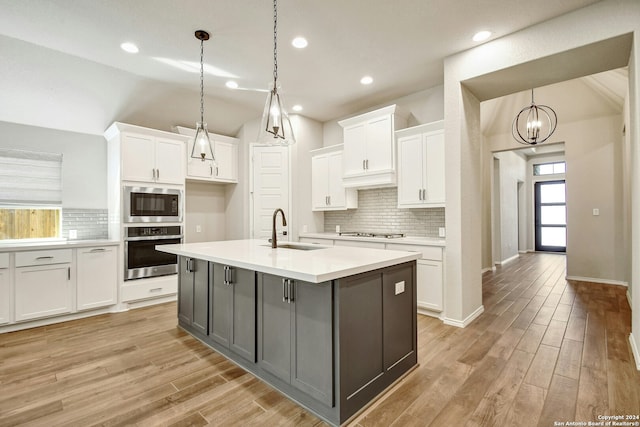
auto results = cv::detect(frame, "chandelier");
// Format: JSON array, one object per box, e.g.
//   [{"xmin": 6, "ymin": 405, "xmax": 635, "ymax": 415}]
[{"xmin": 512, "ymin": 89, "xmax": 558, "ymax": 145}]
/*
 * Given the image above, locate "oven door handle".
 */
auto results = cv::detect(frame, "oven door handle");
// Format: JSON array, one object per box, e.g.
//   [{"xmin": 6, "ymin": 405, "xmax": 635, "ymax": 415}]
[{"xmin": 124, "ymin": 235, "xmax": 183, "ymax": 241}]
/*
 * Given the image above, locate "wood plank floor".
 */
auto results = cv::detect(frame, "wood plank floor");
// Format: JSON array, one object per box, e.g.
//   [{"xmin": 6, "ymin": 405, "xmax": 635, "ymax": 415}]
[{"xmin": 1, "ymin": 253, "xmax": 639, "ymax": 426}]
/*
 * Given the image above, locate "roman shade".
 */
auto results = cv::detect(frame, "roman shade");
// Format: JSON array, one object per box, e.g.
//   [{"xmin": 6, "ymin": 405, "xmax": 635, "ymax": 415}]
[{"xmin": 0, "ymin": 148, "xmax": 63, "ymax": 205}]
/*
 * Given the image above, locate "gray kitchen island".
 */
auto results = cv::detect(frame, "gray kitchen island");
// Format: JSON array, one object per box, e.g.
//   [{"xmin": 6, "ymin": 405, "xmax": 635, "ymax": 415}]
[{"xmin": 158, "ymin": 239, "xmax": 420, "ymax": 426}]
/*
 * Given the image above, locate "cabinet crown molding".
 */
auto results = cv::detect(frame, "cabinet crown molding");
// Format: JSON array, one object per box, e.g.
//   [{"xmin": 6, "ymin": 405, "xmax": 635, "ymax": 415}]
[
  {"xmin": 395, "ymin": 120, "xmax": 444, "ymax": 138},
  {"xmin": 337, "ymin": 104, "xmax": 405, "ymax": 128},
  {"xmin": 104, "ymin": 122, "xmax": 190, "ymax": 142}
]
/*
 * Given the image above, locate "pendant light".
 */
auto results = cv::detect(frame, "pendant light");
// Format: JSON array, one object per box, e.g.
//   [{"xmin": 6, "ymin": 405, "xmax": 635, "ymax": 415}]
[
  {"xmin": 191, "ymin": 30, "xmax": 216, "ymax": 164},
  {"xmin": 512, "ymin": 89, "xmax": 558, "ymax": 145},
  {"xmin": 258, "ymin": 0, "xmax": 296, "ymax": 146}
]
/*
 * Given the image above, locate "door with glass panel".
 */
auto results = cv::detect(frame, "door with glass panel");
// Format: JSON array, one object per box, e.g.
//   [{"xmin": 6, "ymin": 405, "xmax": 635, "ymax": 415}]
[{"xmin": 534, "ymin": 180, "xmax": 566, "ymax": 252}]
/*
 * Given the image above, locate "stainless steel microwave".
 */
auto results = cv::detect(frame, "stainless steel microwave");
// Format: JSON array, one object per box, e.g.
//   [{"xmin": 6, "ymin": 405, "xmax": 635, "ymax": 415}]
[{"xmin": 123, "ymin": 186, "xmax": 182, "ymax": 223}]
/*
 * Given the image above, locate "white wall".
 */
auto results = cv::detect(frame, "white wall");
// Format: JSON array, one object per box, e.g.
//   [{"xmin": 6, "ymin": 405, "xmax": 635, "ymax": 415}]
[
  {"xmin": 184, "ymin": 181, "xmax": 226, "ymax": 243},
  {"xmin": 492, "ymin": 151, "xmax": 526, "ymax": 264},
  {"xmin": 443, "ymin": 0, "xmax": 640, "ymax": 327},
  {"xmin": 0, "ymin": 120, "xmax": 106, "ymax": 209},
  {"xmin": 485, "ymin": 116, "xmax": 625, "ymax": 283}
]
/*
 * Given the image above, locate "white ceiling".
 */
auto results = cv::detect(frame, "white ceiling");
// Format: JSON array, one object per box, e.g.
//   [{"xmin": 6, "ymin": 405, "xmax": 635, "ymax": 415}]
[{"xmin": 0, "ymin": 0, "xmax": 605, "ymax": 135}]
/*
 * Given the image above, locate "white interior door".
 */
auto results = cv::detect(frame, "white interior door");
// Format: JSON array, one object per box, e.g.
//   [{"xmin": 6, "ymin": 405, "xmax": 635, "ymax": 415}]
[{"xmin": 251, "ymin": 146, "xmax": 290, "ymax": 239}]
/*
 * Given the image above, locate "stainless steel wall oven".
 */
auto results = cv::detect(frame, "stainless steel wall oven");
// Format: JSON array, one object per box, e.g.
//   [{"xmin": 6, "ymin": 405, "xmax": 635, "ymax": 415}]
[
  {"xmin": 124, "ymin": 226, "xmax": 182, "ymax": 280},
  {"xmin": 123, "ymin": 186, "xmax": 182, "ymax": 223}
]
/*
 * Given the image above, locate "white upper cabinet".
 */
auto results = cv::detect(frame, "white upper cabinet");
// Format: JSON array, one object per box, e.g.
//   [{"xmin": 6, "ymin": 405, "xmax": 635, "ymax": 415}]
[
  {"xmin": 396, "ymin": 121, "xmax": 445, "ymax": 208},
  {"xmin": 311, "ymin": 145, "xmax": 357, "ymax": 211},
  {"xmin": 105, "ymin": 122, "xmax": 188, "ymax": 186},
  {"xmin": 338, "ymin": 105, "xmax": 406, "ymax": 189},
  {"xmin": 175, "ymin": 126, "xmax": 239, "ymax": 184}
]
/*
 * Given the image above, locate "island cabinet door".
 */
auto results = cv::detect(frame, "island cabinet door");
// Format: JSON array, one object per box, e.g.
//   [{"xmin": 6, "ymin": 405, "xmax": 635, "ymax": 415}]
[
  {"xmin": 192, "ymin": 259, "xmax": 209, "ymax": 336},
  {"xmin": 290, "ymin": 279, "xmax": 333, "ymax": 406},
  {"xmin": 258, "ymin": 273, "xmax": 292, "ymax": 383},
  {"xmin": 178, "ymin": 257, "xmax": 194, "ymax": 326},
  {"xmin": 178, "ymin": 257, "xmax": 209, "ymax": 335},
  {"xmin": 211, "ymin": 264, "xmax": 256, "ymax": 362}
]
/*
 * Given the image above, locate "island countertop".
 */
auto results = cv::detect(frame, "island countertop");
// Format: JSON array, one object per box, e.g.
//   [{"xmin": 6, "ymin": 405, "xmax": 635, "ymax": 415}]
[{"xmin": 157, "ymin": 239, "xmax": 420, "ymax": 283}]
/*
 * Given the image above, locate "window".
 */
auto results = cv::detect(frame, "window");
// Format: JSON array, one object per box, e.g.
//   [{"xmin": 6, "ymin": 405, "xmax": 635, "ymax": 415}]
[
  {"xmin": 0, "ymin": 148, "xmax": 63, "ymax": 241},
  {"xmin": 533, "ymin": 161, "xmax": 565, "ymax": 176}
]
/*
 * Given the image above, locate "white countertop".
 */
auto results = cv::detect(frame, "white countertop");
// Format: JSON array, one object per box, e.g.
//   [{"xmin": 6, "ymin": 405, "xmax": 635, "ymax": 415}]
[
  {"xmin": 0, "ymin": 239, "xmax": 120, "ymax": 253},
  {"xmin": 157, "ymin": 239, "xmax": 421, "ymax": 283},
  {"xmin": 299, "ymin": 232, "xmax": 446, "ymax": 247}
]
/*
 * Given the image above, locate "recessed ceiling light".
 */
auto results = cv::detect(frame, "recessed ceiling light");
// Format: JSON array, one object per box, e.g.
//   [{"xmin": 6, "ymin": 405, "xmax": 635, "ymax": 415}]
[
  {"xmin": 225, "ymin": 80, "xmax": 239, "ymax": 89},
  {"xmin": 472, "ymin": 31, "xmax": 492, "ymax": 42},
  {"xmin": 120, "ymin": 42, "xmax": 139, "ymax": 54},
  {"xmin": 360, "ymin": 76, "xmax": 373, "ymax": 85},
  {"xmin": 292, "ymin": 37, "xmax": 308, "ymax": 49},
  {"xmin": 292, "ymin": 105, "xmax": 303, "ymax": 112}
]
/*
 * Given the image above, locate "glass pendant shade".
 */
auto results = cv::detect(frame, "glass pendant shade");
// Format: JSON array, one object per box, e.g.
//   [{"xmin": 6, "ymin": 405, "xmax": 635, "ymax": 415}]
[
  {"xmin": 257, "ymin": 0, "xmax": 296, "ymax": 146},
  {"xmin": 258, "ymin": 84, "xmax": 296, "ymax": 146},
  {"xmin": 191, "ymin": 121, "xmax": 216, "ymax": 165},
  {"xmin": 190, "ymin": 30, "xmax": 216, "ymax": 163},
  {"xmin": 512, "ymin": 89, "xmax": 558, "ymax": 146}
]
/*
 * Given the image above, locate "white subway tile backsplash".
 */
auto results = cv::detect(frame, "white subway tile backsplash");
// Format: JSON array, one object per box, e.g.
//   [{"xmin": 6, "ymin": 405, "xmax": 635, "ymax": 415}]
[
  {"xmin": 324, "ymin": 188, "xmax": 444, "ymax": 238},
  {"xmin": 62, "ymin": 208, "xmax": 108, "ymax": 240}
]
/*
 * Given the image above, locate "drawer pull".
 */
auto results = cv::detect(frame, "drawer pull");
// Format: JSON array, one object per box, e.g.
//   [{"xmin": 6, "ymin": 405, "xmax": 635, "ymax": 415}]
[
  {"xmin": 89, "ymin": 248, "xmax": 106, "ymax": 253},
  {"xmin": 36, "ymin": 256, "xmax": 54, "ymax": 260},
  {"xmin": 149, "ymin": 287, "xmax": 163, "ymax": 293}
]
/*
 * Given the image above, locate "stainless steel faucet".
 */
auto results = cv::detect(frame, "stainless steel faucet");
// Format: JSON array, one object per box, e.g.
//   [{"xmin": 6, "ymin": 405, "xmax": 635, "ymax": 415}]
[{"xmin": 271, "ymin": 208, "xmax": 287, "ymax": 248}]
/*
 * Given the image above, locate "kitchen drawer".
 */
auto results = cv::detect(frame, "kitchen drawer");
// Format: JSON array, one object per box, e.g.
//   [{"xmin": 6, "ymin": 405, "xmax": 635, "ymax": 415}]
[
  {"xmin": 15, "ymin": 249, "xmax": 73, "ymax": 267},
  {"xmin": 385, "ymin": 244, "xmax": 442, "ymax": 261},
  {"xmin": 0, "ymin": 253, "xmax": 8, "ymax": 269},
  {"xmin": 333, "ymin": 240, "xmax": 385, "ymax": 249},
  {"xmin": 121, "ymin": 275, "xmax": 178, "ymax": 302}
]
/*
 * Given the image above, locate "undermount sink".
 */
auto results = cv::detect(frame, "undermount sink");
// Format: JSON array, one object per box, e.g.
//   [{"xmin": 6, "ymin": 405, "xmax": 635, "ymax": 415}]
[{"xmin": 262, "ymin": 243, "xmax": 326, "ymax": 251}]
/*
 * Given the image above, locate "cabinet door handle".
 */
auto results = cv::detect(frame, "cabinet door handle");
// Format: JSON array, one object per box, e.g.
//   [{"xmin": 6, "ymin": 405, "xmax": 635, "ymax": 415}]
[
  {"xmin": 365, "ymin": 159, "xmax": 369, "ymax": 170},
  {"xmin": 89, "ymin": 248, "xmax": 106, "ymax": 253},
  {"xmin": 210, "ymin": 165, "xmax": 213, "ymax": 176},
  {"xmin": 422, "ymin": 189, "xmax": 426, "ymax": 200},
  {"xmin": 68, "ymin": 267, "xmax": 71, "ymax": 280},
  {"xmin": 156, "ymin": 169, "xmax": 160, "ymax": 180},
  {"xmin": 36, "ymin": 256, "xmax": 54, "ymax": 260},
  {"xmin": 362, "ymin": 159, "xmax": 365, "ymax": 170},
  {"xmin": 282, "ymin": 278, "xmax": 288, "ymax": 302},
  {"xmin": 288, "ymin": 279, "xmax": 294, "ymax": 303},
  {"xmin": 418, "ymin": 189, "xmax": 422, "ymax": 200},
  {"xmin": 216, "ymin": 166, "xmax": 219, "ymax": 177},
  {"xmin": 150, "ymin": 287, "xmax": 163, "ymax": 293}
]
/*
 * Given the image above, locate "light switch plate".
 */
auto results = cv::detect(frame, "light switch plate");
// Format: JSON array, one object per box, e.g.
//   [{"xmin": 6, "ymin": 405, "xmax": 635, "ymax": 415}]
[
  {"xmin": 593, "ymin": 208, "xmax": 600, "ymax": 216},
  {"xmin": 439, "ymin": 227, "xmax": 446, "ymax": 237},
  {"xmin": 395, "ymin": 281, "xmax": 405, "ymax": 295},
  {"xmin": 196, "ymin": 225, "xmax": 202, "ymax": 233}
]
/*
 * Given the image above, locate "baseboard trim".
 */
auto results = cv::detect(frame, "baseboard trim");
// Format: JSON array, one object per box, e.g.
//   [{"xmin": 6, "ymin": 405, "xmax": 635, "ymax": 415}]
[
  {"xmin": 443, "ymin": 305, "xmax": 485, "ymax": 328},
  {"xmin": 481, "ymin": 266, "xmax": 496, "ymax": 274},
  {"xmin": 499, "ymin": 254, "xmax": 519, "ymax": 265},
  {"xmin": 629, "ymin": 333, "xmax": 640, "ymax": 371},
  {"xmin": 565, "ymin": 276, "xmax": 628, "ymax": 287},
  {"xmin": 627, "ymin": 290, "xmax": 633, "ymax": 310}
]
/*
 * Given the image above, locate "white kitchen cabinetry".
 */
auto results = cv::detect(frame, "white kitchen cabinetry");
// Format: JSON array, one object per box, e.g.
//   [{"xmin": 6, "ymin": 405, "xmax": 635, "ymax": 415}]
[
  {"xmin": 299, "ymin": 235, "xmax": 444, "ymax": 317},
  {"xmin": 0, "ymin": 254, "xmax": 10, "ymax": 324},
  {"xmin": 396, "ymin": 121, "xmax": 445, "ymax": 208},
  {"xmin": 14, "ymin": 249, "xmax": 74, "ymax": 322},
  {"xmin": 77, "ymin": 246, "xmax": 117, "ymax": 311},
  {"xmin": 175, "ymin": 126, "xmax": 239, "ymax": 183},
  {"xmin": 386, "ymin": 243, "xmax": 443, "ymax": 314},
  {"xmin": 338, "ymin": 104, "xmax": 406, "ymax": 189},
  {"xmin": 105, "ymin": 122, "xmax": 189, "ymax": 186},
  {"xmin": 311, "ymin": 145, "xmax": 357, "ymax": 211}
]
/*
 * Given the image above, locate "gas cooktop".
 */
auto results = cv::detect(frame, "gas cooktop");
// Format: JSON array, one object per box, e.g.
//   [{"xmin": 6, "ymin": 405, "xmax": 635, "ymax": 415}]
[{"xmin": 338, "ymin": 231, "xmax": 405, "ymax": 239}]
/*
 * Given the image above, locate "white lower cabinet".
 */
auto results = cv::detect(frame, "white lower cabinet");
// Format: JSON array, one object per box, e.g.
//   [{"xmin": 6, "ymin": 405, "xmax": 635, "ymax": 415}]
[
  {"xmin": 15, "ymin": 257, "xmax": 74, "ymax": 322},
  {"xmin": 77, "ymin": 246, "xmax": 117, "ymax": 311},
  {"xmin": 417, "ymin": 259, "xmax": 443, "ymax": 312},
  {"xmin": 0, "ymin": 254, "xmax": 10, "ymax": 324}
]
